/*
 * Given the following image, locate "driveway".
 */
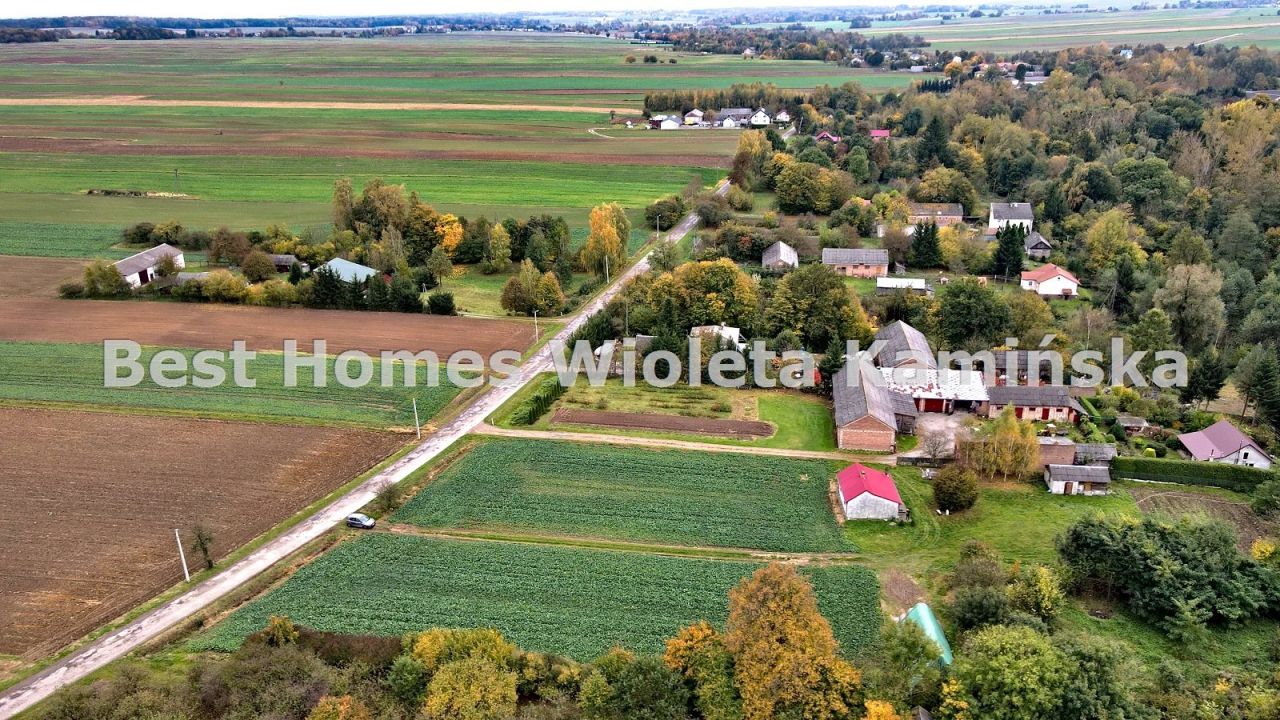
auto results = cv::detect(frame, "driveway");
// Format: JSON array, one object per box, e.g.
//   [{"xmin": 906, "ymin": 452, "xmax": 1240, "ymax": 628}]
[{"xmin": 900, "ymin": 412, "xmax": 973, "ymax": 459}]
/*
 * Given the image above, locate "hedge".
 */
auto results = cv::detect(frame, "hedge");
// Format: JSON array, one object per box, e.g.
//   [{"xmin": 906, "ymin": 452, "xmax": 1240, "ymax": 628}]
[
  {"xmin": 507, "ymin": 374, "xmax": 567, "ymax": 426},
  {"xmin": 1110, "ymin": 456, "xmax": 1274, "ymax": 493}
]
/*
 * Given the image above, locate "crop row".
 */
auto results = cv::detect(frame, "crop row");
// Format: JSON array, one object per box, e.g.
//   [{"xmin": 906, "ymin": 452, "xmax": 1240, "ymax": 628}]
[
  {"xmin": 392, "ymin": 438, "xmax": 848, "ymax": 553},
  {"xmin": 191, "ymin": 534, "xmax": 880, "ymax": 659}
]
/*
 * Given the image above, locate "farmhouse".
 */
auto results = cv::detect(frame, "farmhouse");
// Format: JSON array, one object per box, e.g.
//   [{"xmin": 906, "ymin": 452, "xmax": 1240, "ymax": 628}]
[
  {"xmin": 836, "ymin": 463, "xmax": 905, "ymax": 521},
  {"xmin": 761, "ymin": 240, "xmax": 799, "ymax": 270},
  {"xmin": 718, "ymin": 108, "xmax": 753, "ymax": 128},
  {"xmin": 983, "ymin": 384, "xmax": 1083, "ymax": 423},
  {"xmin": 1023, "ymin": 231, "xmax": 1052, "ymax": 260},
  {"xmin": 907, "ymin": 203, "xmax": 963, "ymax": 226},
  {"xmin": 113, "ymin": 243, "xmax": 185, "ymax": 288},
  {"xmin": 822, "ymin": 248, "xmax": 889, "ymax": 277},
  {"xmin": 814, "ymin": 130, "xmax": 842, "ymax": 143},
  {"xmin": 1020, "ymin": 263, "xmax": 1079, "ymax": 297},
  {"xmin": 876, "ymin": 277, "xmax": 932, "ymax": 297},
  {"xmin": 1178, "ymin": 419, "xmax": 1273, "ymax": 469},
  {"xmin": 749, "ymin": 108, "xmax": 772, "ymax": 127},
  {"xmin": 1045, "ymin": 464, "xmax": 1112, "ymax": 496},
  {"xmin": 873, "ymin": 320, "xmax": 935, "ymax": 370},
  {"xmin": 774, "ymin": 109, "xmax": 791, "ymax": 123},
  {"xmin": 988, "ymin": 202, "xmax": 1034, "ymax": 233},
  {"xmin": 833, "ymin": 359, "xmax": 917, "ymax": 452},
  {"xmin": 319, "ymin": 257, "xmax": 379, "ymax": 284},
  {"xmin": 683, "ymin": 108, "xmax": 704, "ymax": 125}
]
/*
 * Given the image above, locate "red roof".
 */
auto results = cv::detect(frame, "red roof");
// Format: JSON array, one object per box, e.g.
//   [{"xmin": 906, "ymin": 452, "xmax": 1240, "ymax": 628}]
[
  {"xmin": 837, "ymin": 463, "xmax": 902, "ymax": 505},
  {"xmin": 869, "ymin": 129, "xmax": 891, "ymax": 139},
  {"xmin": 1020, "ymin": 263, "xmax": 1078, "ymax": 285}
]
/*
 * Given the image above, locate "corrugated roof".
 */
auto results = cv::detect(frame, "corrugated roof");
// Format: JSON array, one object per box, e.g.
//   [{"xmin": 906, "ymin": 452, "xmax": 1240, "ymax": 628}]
[
  {"xmin": 833, "ymin": 358, "xmax": 907, "ymax": 429},
  {"xmin": 987, "ymin": 384, "xmax": 1084, "ymax": 413},
  {"xmin": 822, "ymin": 248, "xmax": 889, "ymax": 266},
  {"xmin": 320, "ymin": 258, "xmax": 378, "ymax": 284},
  {"xmin": 1075, "ymin": 443, "xmax": 1117, "ymax": 465},
  {"xmin": 874, "ymin": 321, "xmax": 935, "ymax": 369},
  {"xmin": 1179, "ymin": 419, "xmax": 1271, "ymax": 462},
  {"xmin": 1047, "ymin": 464, "xmax": 1111, "ymax": 483},
  {"xmin": 113, "ymin": 243, "xmax": 182, "ymax": 277},
  {"xmin": 762, "ymin": 240, "xmax": 798, "ymax": 268},
  {"xmin": 880, "ymin": 367, "xmax": 989, "ymax": 401},
  {"xmin": 837, "ymin": 463, "xmax": 902, "ymax": 505}
]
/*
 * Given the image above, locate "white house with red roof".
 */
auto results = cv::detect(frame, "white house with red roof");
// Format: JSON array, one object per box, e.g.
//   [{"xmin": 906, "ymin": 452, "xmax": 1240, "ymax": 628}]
[
  {"xmin": 1020, "ymin": 263, "xmax": 1079, "ymax": 298},
  {"xmin": 1178, "ymin": 419, "xmax": 1272, "ymax": 470},
  {"xmin": 836, "ymin": 463, "xmax": 905, "ymax": 521}
]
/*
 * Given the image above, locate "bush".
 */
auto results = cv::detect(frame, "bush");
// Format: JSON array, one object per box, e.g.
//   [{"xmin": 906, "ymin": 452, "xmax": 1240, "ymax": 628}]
[
  {"xmin": 1252, "ymin": 478, "xmax": 1280, "ymax": 518},
  {"xmin": 726, "ymin": 185, "xmax": 754, "ymax": 212},
  {"xmin": 1110, "ymin": 456, "xmax": 1272, "ymax": 493},
  {"xmin": 58, "ymin": 282, "xmax": 84, "ymax": 298},
  {"xmin": 201, "ymin": 269, "xmax": 250, "ymax": 303},
  {"xmin": 933, "ymin": 465, "xmax": 978, "ymax": 512},
  {"xmin": 695, "ymin": 193, "xmax": 734, "ymax": 227},
  {"xmin": 951, "ymin": 586, "xmax": 1012, "ymax": 633},
  {"xmin": 645, "ymin": 195, "xmax": 686, "ymax": 229},
  {"xmin": 241, "ymin": 249, "xmax": 278, "ymax": 283},
  {"xmin": 508, "ymin": 375, "xmax": 567, "ymax": 426},
  {"xmin": 427, "ymin": 291, "xmax": 457, "ymax": 315}
]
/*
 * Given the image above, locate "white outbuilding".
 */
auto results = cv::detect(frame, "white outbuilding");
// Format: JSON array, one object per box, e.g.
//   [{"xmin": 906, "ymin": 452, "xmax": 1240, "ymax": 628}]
[
  {"xmin": 113, "ymin": 243, "xmax": 185, "ymax": 288},
  {"xmin": 837, "ymin": 463, "xmax": 905, "ymax": 521}
]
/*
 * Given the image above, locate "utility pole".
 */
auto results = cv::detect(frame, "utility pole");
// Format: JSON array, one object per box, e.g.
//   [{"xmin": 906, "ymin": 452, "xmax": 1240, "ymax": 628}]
[
  {"xmin": 412, "ymin": 398, "xmax": 421, "ymax": 439},
  {"xmin": 174, "ymin": 528, "xmax": 190, "ymax": 582},
  {"xmin": 173, "ymin": 168, "xmax": 180, "ymax": 195},
  {"xmin": 604, "ymin": 255, "xmax": 610, "ymax": 284},
  {"xmin": 533, "ymin": 309, "xmax": 539, "ymax": 338}
]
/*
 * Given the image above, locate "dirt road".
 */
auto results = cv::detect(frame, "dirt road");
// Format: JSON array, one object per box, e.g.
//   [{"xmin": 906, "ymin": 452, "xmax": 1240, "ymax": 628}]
[{"xmin": 0, "ymin": 181, "xmax": 729, "ymax": 719}]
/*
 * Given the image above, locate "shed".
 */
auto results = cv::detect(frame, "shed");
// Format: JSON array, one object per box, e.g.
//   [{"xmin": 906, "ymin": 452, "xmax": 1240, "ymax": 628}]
[
  {"xmin": 875, "ymin": 277, "xmax": 932, "ymax": 297},
  {"xmin": 836, "ymin": 463, "xmax": 904, "ymax": 520},
  {"xmin": 319, "ymin": 258, "xmax": 378, "ymax": 284},
  {"xmin": 822, "ymin": 247, "xmax": 889, "ymax": 278},
  {"xmin": 1037, "ymin": 437, "xmax": 1077, "ymax": 467},
  {"xmin": 1075, "ymin": 443, "xmax": 1118, "ymax": 466},
  {"xmin": 1023, "ymin": 230, "xmax": 1052, "ymax": 260},
  {"xmin": 761, "ymin": 240, "xmax": 799, "ymax": 270},
  {"xmin": 1045, "ymin": 464, "xmax": 1111, "ymax": 496},
  {"xmin": 903, "ymin": 603, "xmax": 953, "ymax": 667},
  {"xmin": 113, "ymin": 243, "xmax": 185, "ymax": 288}
]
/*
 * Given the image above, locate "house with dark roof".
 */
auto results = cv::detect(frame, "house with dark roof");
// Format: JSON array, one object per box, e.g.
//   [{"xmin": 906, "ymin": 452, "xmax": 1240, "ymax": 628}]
[
  {"xmin": 988, "ymin": 202, "xmax": 1034, "ymax": 233},
  {"xmin": 1023, "ymin": 231, "xmax": 1052, "ymax": 260},
  {"xmin": 983, "ymin": 384, "xmax": 1084, "ymax": 423},
  {"xmin": 1178, "ymin": 419, "xmax": 1272, "ymax": 469},
  {"xmin": 761, "ymin": 240, "xmax": 798, "ymax": 271},
  {"xmin": 717, "ymin": 107, "xmax": 753, "ymax": 128},
  {"xmin": 113, "ymin": 243, "xmax": 185, "ymax": 288},
  {"xmin": 1045, "ymin": 464, "xmax": 1112, "ymax": 495},
  {"xmin": 836, "ymin": 463, "xmax": 905, "ymax": 520},
  {"xmin": 833, "ymin": 359, "xmax": 916, "ymax": 452},
  {"xmin": 270, "ymin": 253, "xmax": 308, "ymax": 273},
  {"xmin": 821, "ymin": 247, "xmax": 889, "ymax": 278},
  {"xmin": 1038, "ymin": 437, "xmax": 1077, "ymax": 467},
  {"xmin": 873, "ymin": 320, "xmax": 935, "ymax": 370},
  {"xmin": 907, "ymin": 202, "xmax": 964, "ymax": 226}
]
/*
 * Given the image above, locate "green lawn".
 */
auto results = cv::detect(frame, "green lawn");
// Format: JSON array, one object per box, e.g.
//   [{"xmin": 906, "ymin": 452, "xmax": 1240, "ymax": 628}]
[
  {"xmin": 190, "ymin": 533, "xmax": 882, "ymax": 659},
  {"xmin": 393, "ymin": 437, "xmax": 848, "ymax": 552},
  {"xmin": 0, "ymin": 341, "xmax": 460, "ymax": 428},
  {"xmin": 0, "ymin": 222, "xmax": 131, "ymax": 258}
]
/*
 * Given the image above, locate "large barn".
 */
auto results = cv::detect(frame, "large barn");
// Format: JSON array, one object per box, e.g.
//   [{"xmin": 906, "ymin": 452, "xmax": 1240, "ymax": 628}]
[
  {"xmin": 832, "ymin": 359, "xmax": 916, "ymax": 452},
  {"xmin": 113, "ymin": 243, "xmax": 185, "ymax": 288}
]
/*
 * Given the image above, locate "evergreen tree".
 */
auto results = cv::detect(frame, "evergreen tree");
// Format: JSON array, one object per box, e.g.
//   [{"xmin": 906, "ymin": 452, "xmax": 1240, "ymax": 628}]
[
  {"xmin": 990, "ymin": 225, "xmax": 1026, "ymax": 279},
  {"xmin": 391, "ymin": 274, "xmax": 423, "ymax": 313},
  {"xmin": 288, "ymin": 261, "xmax": 304, "ymax": 285},
  {"xmin": 916, "ymin": 115, "xmax": 950, "ymax": 168},
  {"xmin": 909, "ymin": 221, "xmax": 943, "ymax": 268},
  {"xmin": 309, "ymin": 265, "xmax": 344, "ymax": 309},
  {"xmin": 1254, "ymin": 351, "xmax": 1280, "ymax": 434},
  {"xmin": 1180, "ymin": 351, "xmax": 1229, "ymax": 407},
  {"xmin": 1042, "ymin": 183, "xmax": 1067, "ymax": 223},
  {"xmin": 366, "ymin": 276, "xmax": 392, "ymax": 311}
]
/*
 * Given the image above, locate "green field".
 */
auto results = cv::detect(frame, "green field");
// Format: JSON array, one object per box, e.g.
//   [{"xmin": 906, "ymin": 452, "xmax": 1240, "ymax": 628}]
[
  {"xmin": 0, "ymin": 341, "xmax": 459, "ymax": 428},
  {"xmin": 190, "ymin": 533, "xmax": 881, "ymax": 659},
  {"xmin": 0, "ymin": 222, "xmax": 131, "ymax": 258},
  {"xmin": 392, "ymin": 438, "xmax": 847, "ymax": 552}
]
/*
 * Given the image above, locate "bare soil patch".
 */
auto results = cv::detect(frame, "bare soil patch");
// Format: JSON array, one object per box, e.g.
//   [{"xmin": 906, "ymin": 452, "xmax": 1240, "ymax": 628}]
[
  {"xmin": 880, "ymin": 569, "xmax": 926, "ymax": 616},
  {"xmin": 0, "ymin": 256, "xmax": 535, "ymax": 355},
  {"xmin": 1131, "ymin": 485, "xmax": 1276, "ymax": 550},
  {"xmin": 0, "ymin": 256, "xmax": 85, "ymax": 298},
  {"xmin": 0, "ymin": 407, "xmax": 405, "ymax": 659},
  {"xmin": 551, "ymin": 408, "xmax": 773, "ymax": 439}
]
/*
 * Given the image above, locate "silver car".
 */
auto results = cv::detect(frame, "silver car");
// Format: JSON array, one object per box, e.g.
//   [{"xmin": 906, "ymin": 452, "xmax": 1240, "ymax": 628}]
[{"xmin": 345, "ymin": 513, "xmax": 376, "ymax": 529}]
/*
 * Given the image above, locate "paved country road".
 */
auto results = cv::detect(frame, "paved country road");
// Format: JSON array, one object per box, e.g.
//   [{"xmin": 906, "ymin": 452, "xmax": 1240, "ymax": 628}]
[{"xmin": 0, "ymin": 181, "xmax": 727, "ymax": 719}]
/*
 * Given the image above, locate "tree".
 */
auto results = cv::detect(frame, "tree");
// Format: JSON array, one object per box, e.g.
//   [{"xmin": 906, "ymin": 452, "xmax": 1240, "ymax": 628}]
[
  {"xmin": 936, "ymin": 278, "xmax": 1011, "ymax": 350},
  {"xmin": 729, "ymin": 130, "xmax": 773, "ymax": 189},
  {"xmin": 764, "ymin": 262, "xmax": 871, "ymax": 351},
  {"xmin": 1041, "ymin": 182, "xmax": 1067, "ymax": 223},
  {"xmin": 951, "ymin": 625, "xmax": 1066, "ymax": 720},
  {"xmin": 989, "ymin": 224, "xmax": 1025, "ymax": 280},
  {"xmin": 1166, "ymin": 225, "xmax": 1212, "ymax": 266},
  {"xmin": 1055, "ymin": 635, "xmax": 1143, "ymax": 720},
  {"xmin": 306, "ymin": 695, "xmax": 371, "ymax": 720},
  {"xmin": 1254, "ymin": 350, "xmax": 1280, "ymax": 434},
  {"xmin": 933, "ymin": 465, "xmax": 978, "ymax": 512},
  {"xmin": 82, "ymin": 260, "xmax": 129, "ymax": 297},
  {"xmin": 909, "ymin": 221, "xmax": 943, "ymax": 268},
  {"xmin": 1128, "ymin": 308, "xmax": 1175, "ymax": 379},
  {"xmin": 426, "ymin": 245, "xmax": 453, "ymax": 287},
  {"xmin": 1181, "ymin": 350, "xmax": 1229, "ymax": 407},
  {"xmin": 422, "ymin": 656, "xmax": 517, "ymax": 720},
  {"xmin": 1217, "ymin": 207, "xmax": 1267, "ymax": 270},
  {"xmin": 1083, "ymin": 209, "xmax": 1146, "ymax": 279},
  {"xmin": 918, "ymin": 430, "xmax": 952, "ymax": 462},
  {"xmin": 534, "ymin": 271, "xmax": 566, "ymax": 315},
  {"xmin": 860, "ymin": 620, "xmax": 942, "ymax": 714},
  {"xmin": 951, "ymin": 586, "xmax": 1011, "ymax": 633},
  {"xmin": 201, "ymin": 269, "xmax": 249, "ymax": 303},
  {"xmin": 1007, "ymin": 565, "xmax": 1065, "ymax": 622},
  {"xmin": 288, "ymin": 261, "xmax": 304, "ymax": 285},
  {"xmin": 1005, "ymin": 289, "xmax": 1054, "ymax": 342},
  {"xmin": 864, "ymin": 700, "xmax": 905, "ymax": 720},
  {"xmin": 331, "ymin": 178, "xmax": 355, "ymax": 232},
  {"xmin": 1153, "ymin": 264, "xmax": 1225, "ymax": 352},
  {"xmin": 914, "ymin": 167, "xmax": 977, "ymax": 215},
  {"xmin": 240, "ymin": 249, "xmax": 276, "ymax": 283},
  {"xmin": 190, "ymin": 524, "xmax": 214, "ymax": 570},
  {"xmin": 650, "ymin": 241, "xmax": 680, "ymax": 274},
  {"xmin": 664, "ymin": 622, "xmax": 742, "ymax": 720},
  {"xmin": 963, "ymin": 406, "xmax": 1039, "ymax": 481},
  {"xmin": 723, "ymin": 564, "xmax": 861, "ymax": 720},
  {"xmin": 916, "ymin": 115, "xmax": 950, "ymax": 167},
  {"xmin": 482, "ymin": 223, "xmax": 512, "ymax": 274},
  {"xmin": 582, "ymin": 203, "xmax": 627, "ymax": 278},
  {"xmin": 579, "ymin": 651, "xmax": 690, "ymax": 720},
  {"xmin": 308, "ymin": 265, "xmax": 344, "ymax": 309}
]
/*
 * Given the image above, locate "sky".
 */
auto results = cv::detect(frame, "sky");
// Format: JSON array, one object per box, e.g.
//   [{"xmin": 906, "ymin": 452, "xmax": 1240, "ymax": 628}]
[{"xmin": 11, "ymin": 0, "xmax": 899, "ymax": 20}]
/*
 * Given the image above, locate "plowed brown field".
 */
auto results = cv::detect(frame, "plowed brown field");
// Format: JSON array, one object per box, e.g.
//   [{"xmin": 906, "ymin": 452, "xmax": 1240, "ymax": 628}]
[
  {"xmin": 551, "ymin": 408, "xmax": 774, "ymax": 439},
  {"xmin": 0, "ymin": 407, "xmax": 406, "ymax": 659},
  {"xmin": 0, "ymin": 256, "xmax": 535, "ymax": 356}
]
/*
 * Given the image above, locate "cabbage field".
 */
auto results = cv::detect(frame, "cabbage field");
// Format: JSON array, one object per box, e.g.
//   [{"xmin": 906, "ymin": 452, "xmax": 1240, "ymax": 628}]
[
  {"xmin": 392, "ymin": 438, "xmax": 850, "ymax": 552},
  {"xmin": 191, "ymin": 533, "xmax": 881, "ymax": 659}
]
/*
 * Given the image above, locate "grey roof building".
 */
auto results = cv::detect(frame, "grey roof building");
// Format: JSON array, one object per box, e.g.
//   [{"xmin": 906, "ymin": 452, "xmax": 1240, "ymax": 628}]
[
  {"xmin": 319, "ymin": 258, "xmax": 379, "ymax": 284},
  {"xmin": 833, "ymin": 359, "xmax": 916, "ymax": 432},
  {"xmin": 874, "ymin": 320, "xmax": 936, "ymax": 369},
  {"xmin": 1075, "ymin": 443, "xmax": 1118, "ymax": 466},
  {"xmin": 761, "ymin": 240, "xmax": 799, "ymax": 270},
  {"xmin": 990, "ymin": 202, "xmax": 1035, "ymax": 222},
  {"xmin": 821, "ymin": 248, "xmax": 890, "ymax": 266},
  {"xmin": 114, "ymin": 243, "xmax": 183, "ymax": 279},
  {"xmin": 986, "ymin": 384, "xmax": 1085, "ymax": 414}
]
